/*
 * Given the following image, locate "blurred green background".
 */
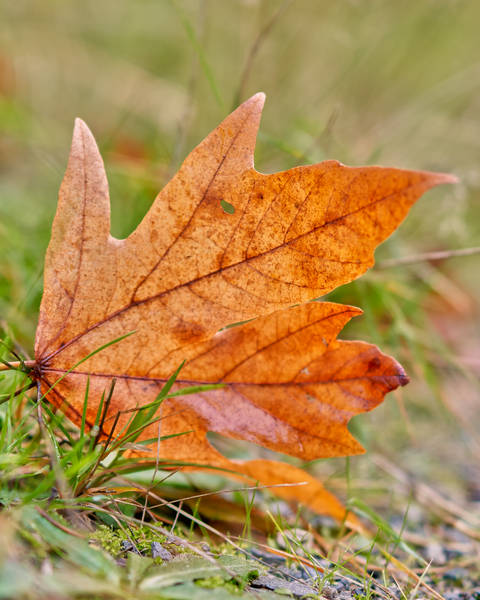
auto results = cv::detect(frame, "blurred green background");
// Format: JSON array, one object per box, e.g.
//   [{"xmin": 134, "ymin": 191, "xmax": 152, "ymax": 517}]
[{"xmin": 1, "ymin": 0, "xmax": 479, "ymax": 512}]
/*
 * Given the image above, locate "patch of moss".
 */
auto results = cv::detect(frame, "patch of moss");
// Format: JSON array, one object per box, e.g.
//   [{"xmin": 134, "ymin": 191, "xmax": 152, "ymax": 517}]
[
  {"xmin": 90, "ymin": 523, "xmax": 194, "ymax": 561},
  {"xmin": 90, "ymin": 524, "xmax": 123, "ymax": 557},
  {"xmin": 195, "ymin": 575, "xmax": 245, "ymax": 595}
]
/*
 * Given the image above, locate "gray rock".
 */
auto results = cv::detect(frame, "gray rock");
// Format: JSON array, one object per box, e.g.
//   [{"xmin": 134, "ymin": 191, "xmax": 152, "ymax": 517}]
[
  {"xmin": 321, "ymin": 585, "xmax": 338, "ymax": 599},
  {"xmin": 200, "ymin": 543, "xmax": 214, "ymax": 558},
  {"xmin": 337, "ymin": 592, "xmax": 355, "ymax": 600},
  {"xmin": 251, "ymin": 574, "xmax": 316, "ymax": 598},
  {"xmin": 120, "ymin": 540, "xmax": 141, "ymax": 555},
  {"xmin": 443, "ymin": 593, "xmax": 462, "ymax": 600},
  {"xmin": 249, "ymin": 547, "xmax": 285, "ymax": 565},
  {"xmin": 322, "ymin": 587, "xmax": 355, "ymax": 600},
  {"xmin": 151, "ymin": 541, "xmax": 173, "ymax": 562},
  {"xmin": 165, "ymin": 535, "xmax": 183, "ymax": 546},
  {"xmin": 275, "ymin": 565, "xmax": 304, "ymax": 582},
  {"xmin": 444, "ymin": 568, "xmax": 468, "ymax": 581},
  {"xmin": 424, "ymin": 543, "xmax": 447, "ymax": 565},
  {"xmin": 299, "ymin": 565, "xmax": 321, "ymax": 581}
]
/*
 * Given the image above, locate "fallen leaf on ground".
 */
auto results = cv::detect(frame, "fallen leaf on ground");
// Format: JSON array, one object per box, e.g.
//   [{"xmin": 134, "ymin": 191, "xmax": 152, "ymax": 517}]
[{"xmin": 29, "ymin": 94, "xmax": 455, "ymax": 521}]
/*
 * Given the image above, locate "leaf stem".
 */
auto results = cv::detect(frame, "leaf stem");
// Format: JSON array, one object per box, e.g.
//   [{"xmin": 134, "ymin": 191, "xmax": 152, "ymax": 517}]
[{"xmin": 0, "ymin": 360, "xmax": 35, "ymax": 372}]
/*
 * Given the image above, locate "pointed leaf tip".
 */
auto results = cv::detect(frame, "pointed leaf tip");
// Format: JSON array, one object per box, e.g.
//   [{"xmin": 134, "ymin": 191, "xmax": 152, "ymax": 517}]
[
  {"xmin": 441, "ymin": 172, "xmax": 459, "ymax": 185},
  {"xmin": 346, "ymin": 305, "xmax": 364, "ymax": 317},
  {"xmin": 72, "ymin": 118, "xmax": 95, "ymax": 142},
  {"xmin": 425, "ymin": 170, "xmax": 459, "ymax": 186},
  {"xmin": 237, "ymin": 92, "xmax": 265, "ymax": 112},
  {"xmin": 246, "ymin": 91, "xmax": 265, "ymax": 101},
  {"xmin": 251, "ymin": 91, "xmax": 266, "ymax": 103}
]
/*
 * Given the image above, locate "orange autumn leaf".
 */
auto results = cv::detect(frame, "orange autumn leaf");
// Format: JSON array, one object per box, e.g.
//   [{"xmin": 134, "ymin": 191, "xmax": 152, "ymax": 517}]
[{"xmin": 30, "ymin": 94, "xmax": 455, "ymax": 522}]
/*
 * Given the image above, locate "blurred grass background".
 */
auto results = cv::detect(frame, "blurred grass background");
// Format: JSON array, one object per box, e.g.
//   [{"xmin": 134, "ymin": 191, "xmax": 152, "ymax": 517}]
[{"xmin": 0, "ymin": 0, "xmax": 479, "ymax": 526}]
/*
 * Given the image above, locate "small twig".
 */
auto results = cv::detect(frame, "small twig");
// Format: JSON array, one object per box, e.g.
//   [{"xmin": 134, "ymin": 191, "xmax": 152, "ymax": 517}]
[
  {"xmin": 233, "ymin": 0, "xmax": 293, "ymax": 107},
  {"xmin": 97, "ymin": 378, "xmax": 117, "ymax": 441},
  {"xmin": 170, "ymin": 500, "xmax": 182, "ymax": 532},
  {"xmin": 376, "ymin": 246, "xmax": 480, "ymax": 269},
  {"xmin": 102, "ymin": 410, "xmax": 121, "ymax": 452},
  {"xmin": 0, "ymin": 360, "xmax": 35, "ymax": 372}
]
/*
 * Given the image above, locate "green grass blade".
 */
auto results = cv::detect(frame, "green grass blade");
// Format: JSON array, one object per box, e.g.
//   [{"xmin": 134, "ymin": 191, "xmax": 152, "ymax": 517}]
[
  {"xmin": 39, "ymin": 331, "xmax": 136, "ymax": 404},
  {"xmin": 80, "ymin": 374, "xmax": 90, "ymax": 440},
  {"xmin": 40, "ymin": 401, "xmax": 75, "ymax": 448},
  {"xmin": 172, "ymin": 0, "xmax": 224, "ymax": 110}
]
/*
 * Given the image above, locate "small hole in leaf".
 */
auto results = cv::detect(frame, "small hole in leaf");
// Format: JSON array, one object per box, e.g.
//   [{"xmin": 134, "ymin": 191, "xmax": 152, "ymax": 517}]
[{"xmin": 220, "ymin": 199, "xmax": 235, "ymax": 215}]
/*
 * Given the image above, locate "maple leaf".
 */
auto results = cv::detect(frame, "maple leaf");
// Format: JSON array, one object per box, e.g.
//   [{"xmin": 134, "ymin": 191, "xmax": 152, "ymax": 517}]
[{"xmin": 28, "ymin": 94, "xmax": 455, "ymax": 521}]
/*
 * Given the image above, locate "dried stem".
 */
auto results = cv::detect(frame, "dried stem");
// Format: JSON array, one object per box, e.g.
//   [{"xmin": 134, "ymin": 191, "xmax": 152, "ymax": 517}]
[
  {"xmin": 0, "ymin": 360, "xmax": 35, "ymax": 372},
  {"xmin": 233, "ymin": 0, "xmax": 293, "ymax": 108},
  {"xmin": 167, "ymin": 0, "xmax": 208, "ymax": 179},
  {"xmin": 372, "ymin": 454, "xmax": 480, "ymax": 536},
  {"xmin": 376, "ymin": 246, "xmax": 480, "ymax": 269}
]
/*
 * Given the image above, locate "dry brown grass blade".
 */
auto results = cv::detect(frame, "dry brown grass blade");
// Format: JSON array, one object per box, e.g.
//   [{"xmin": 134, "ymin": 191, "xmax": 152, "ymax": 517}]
[
  {"xmin": 372, "ymin": 455, "xmax": 480, "ymax": 530},
  {"xmin": 376, "ymin": 246, "xmax": 480, "ymax": 269},
  {"xmin": 233, "ymin": 1, "xmax": 294, "ymax": 107}
]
